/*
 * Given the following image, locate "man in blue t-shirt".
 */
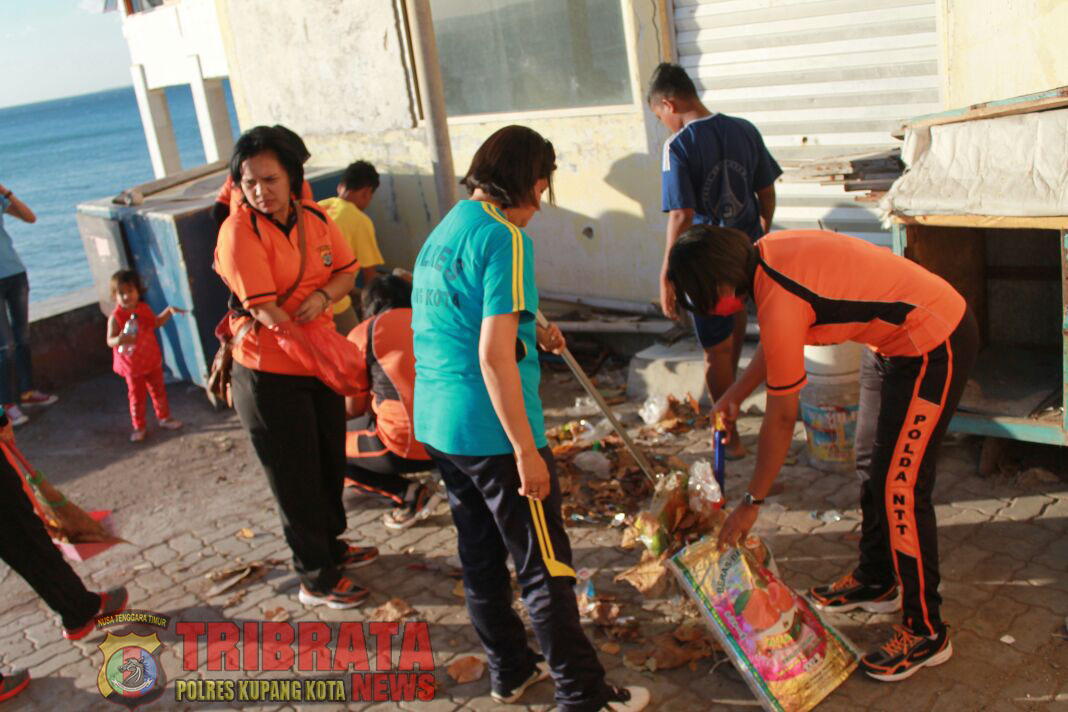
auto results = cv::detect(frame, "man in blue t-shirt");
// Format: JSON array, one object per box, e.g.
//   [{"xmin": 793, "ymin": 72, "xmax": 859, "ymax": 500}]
[{"xmin": 648, "ymin": 63, "xmax": 781, "ymax": 456}]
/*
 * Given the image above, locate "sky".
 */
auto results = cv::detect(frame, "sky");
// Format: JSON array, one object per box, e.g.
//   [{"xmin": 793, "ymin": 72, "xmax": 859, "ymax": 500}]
[{"xmin": 0, "ymin": 0, "xmax": 132, "ymax": 109}]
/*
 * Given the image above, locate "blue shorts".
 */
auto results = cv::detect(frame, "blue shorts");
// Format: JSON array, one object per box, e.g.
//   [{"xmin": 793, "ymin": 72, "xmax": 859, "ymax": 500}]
[{"xmin": 693, "ymin": 312, "xmax": 734, "ymax": 348}]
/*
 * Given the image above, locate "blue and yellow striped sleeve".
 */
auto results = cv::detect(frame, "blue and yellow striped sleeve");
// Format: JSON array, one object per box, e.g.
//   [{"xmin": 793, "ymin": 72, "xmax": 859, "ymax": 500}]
[{"xmin": 481, "ymin": 203, "xmax": 537, "ymax": 321}]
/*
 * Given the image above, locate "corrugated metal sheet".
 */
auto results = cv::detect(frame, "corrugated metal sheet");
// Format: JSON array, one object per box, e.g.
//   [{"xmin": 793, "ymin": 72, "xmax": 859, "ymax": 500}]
[{"xmin": 673, "ymin": 0, "xmax": 941, "ymax": 245}]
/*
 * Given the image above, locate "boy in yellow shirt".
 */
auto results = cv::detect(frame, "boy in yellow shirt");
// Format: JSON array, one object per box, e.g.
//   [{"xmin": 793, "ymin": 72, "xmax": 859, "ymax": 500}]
[{"xmin": 319, "ymin": 161, "xmax": 385, "ymax": 332}]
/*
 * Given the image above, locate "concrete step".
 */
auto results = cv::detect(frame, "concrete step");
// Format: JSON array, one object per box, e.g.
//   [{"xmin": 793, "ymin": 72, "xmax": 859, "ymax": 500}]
[{"xmin": 626, "ymin": 337, "xmax": 767, "ymax": 415}]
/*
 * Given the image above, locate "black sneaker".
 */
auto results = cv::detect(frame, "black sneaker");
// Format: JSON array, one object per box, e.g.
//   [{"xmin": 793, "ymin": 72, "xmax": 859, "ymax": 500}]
[
  {"xmin": 490, "ymin": 662, "xmax": 549, "ymax": 704},
  {"xmin": 860, "ymin": 624, "xmax": 953, "ymax": 681},
  {"xmin": 809, "ymin": 573, "xmax": 901, "ymax": 613},
  {"xmin": 601, "ymin": 685, "xmax": 650, "ymax": 711}
]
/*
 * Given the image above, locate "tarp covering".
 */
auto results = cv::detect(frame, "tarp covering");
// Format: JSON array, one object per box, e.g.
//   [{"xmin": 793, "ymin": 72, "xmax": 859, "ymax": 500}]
[{"xmin": 881, "ymin": 107, "xmax": 1068, "ymax": 223}]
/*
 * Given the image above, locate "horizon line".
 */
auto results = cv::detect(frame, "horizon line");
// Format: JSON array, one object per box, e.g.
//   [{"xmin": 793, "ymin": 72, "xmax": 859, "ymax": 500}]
[{"xmin": 0, "ymin": 83, "xmax": 136, "ymax": 112}]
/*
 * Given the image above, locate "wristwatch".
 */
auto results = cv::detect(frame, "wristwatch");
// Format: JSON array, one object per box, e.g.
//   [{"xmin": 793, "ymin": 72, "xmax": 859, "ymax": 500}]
[{"xmin": 742, "ymin": 492, "xmax": 765, "ymax": 507}]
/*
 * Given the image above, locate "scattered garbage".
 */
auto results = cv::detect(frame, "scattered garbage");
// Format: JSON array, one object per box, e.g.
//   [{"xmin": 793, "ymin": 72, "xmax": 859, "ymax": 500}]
[
  {"xmin": 812, "ymin": 510, "xmax": 845, "ymax": 523},
  {"xmin": 565, "ymin": 396, "xmax": 598, "ymax": 417},
  {"xmin": 1001, "ymin": 634, "xmax": 1016, "ymax": 645},
  {"xmin": 615, "ymin": 551, "xmax": 674, "ymax": 598},
  {"xmin": 576, "ymin": 418, "xmax": 615, "ymax": 446},
  {"xmin": 205, "ymin": 559, "xmax": 285, "ymax": 597},
  {"xmin": 671, "ymin": 535, "xmax": 858, "ymax": 712},
  {"xmin": 688, "ymin": 460, "xmax": 724, "ymax": 516},
  {"xmin": 447, "ymin": 656, "xmax": 485, "ymax": 684},
  {"xmin": 621, "ymin": 625, "xmax": 720, "ymax": 672},
  {"xmin": 236, "ymin": 527, "xmax": 254, "ymax": 539},
  {"xmin": 264, "ymin": 607, "xmax": 290, "ymax": 622},
  {"xmin": 372, "ymin": 598, "xmax": 418, "ymax": 623},
  {"xmin": 639, "ymin": 395, "xmax": 669, "ymax": 425},
  {"xmin": 573, "ymin": 449, "xmax": 612, "ymax": 477}
]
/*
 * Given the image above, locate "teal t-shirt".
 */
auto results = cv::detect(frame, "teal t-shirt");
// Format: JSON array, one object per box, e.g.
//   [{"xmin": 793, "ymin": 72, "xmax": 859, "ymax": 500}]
[{"xmin": 412, "ymin": 200, "xmax": 546, "ymax": 456}]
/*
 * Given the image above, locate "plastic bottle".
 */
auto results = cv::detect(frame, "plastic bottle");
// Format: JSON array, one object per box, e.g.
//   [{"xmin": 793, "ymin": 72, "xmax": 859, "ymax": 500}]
[
  {"xmin": 118, "ymin": 314, "xmax": 138, "ymax": 355},
  {"xmin": 711, "ymin": 413, "xmax": 727, "ymax": 491}
]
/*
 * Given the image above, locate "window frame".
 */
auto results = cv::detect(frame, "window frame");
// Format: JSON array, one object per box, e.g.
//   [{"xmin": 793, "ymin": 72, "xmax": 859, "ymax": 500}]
[{"xmin": 410, "ymin": 0, "xmax": 643, "ymax": 125}]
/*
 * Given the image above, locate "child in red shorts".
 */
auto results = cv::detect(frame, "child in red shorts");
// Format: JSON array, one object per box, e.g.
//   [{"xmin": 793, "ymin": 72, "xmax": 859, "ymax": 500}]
[{"xmin": 106, "ymin": 270, "xmax": 185, "ymax": 442}]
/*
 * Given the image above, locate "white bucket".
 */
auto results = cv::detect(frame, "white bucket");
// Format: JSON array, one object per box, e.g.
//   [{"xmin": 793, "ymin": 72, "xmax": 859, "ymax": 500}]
[{"xmin": 800, "ymin": 343, "xmax": 862, "ymax": 473}]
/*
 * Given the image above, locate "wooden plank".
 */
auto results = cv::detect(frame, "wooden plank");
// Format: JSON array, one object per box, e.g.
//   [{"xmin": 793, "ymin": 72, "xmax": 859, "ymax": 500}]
[
  {"xmin": 903, "ymin": 86, "xmax": 1068, "ymax": 130},
  {"xmin": 892, "ymin": 214, "xmax": 1068, "ymax": 229}
]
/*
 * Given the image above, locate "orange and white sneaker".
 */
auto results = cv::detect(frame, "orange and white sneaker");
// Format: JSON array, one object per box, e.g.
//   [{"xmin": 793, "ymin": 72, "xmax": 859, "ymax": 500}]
[
  {"xmin": 298, "ymin": 576, "xmax": 369, "ymax": 610},
  {"xmin": 808, "ymin": 573, "xmax": 901, "ymax": 613},
  {"xmin": 860, "ymin": 624, "xmax": 953, "ymax": 681}
]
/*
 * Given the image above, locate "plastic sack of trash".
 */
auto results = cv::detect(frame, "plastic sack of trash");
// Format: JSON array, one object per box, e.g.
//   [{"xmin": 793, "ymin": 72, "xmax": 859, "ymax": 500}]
[
  {"xmin": 670, "ymin": 536, "xmax": 858, "ymax": 712},
  {"xmin": 268, "ymin": 321, "xmax": 362, "ymax": 396}
]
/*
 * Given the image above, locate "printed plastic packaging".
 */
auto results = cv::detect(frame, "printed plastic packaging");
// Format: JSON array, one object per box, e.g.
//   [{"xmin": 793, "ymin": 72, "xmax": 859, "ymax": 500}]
[{"xmin": 670, "ymin": 536, "xmax": 858, "ymax": 712}]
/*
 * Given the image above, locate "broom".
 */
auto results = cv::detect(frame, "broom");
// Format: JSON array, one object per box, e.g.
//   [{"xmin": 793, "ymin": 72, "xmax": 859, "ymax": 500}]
[{"xmin": 2, "ymin": 442, "xmax": 122, "ymax": 544}]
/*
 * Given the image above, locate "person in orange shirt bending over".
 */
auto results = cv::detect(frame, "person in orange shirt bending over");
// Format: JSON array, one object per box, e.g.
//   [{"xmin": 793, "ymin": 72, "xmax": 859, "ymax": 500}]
[
  {"xmin": 343, "ymin": 275, "xmax": 439, "ymax": 529},
  {"xmin": 667, "ymin": 225, "xmax": 978, "ymax": 683}
]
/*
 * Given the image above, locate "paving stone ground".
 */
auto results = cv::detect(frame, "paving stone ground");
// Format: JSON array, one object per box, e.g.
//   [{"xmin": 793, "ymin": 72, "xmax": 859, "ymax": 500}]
[{"xmin": 0, "ymin": 370, "xmax": 1065, "ymax": 711}]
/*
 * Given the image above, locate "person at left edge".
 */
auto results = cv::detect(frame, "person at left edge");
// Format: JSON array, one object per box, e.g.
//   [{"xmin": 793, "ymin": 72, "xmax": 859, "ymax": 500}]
[
  {"xmin": 214, "ymin": 126, "xmax": 378, "ymax": 610},
  {"xmin": 412, "ymin": 125, "xmax": 650, "ymax": 712},
  {"xmin": 0, "ymin": 407, "xmax": 129, "ymax": 702},
  {"xmin": 0, "ymin": 182, "xmax": 58, "ymax": 427}
]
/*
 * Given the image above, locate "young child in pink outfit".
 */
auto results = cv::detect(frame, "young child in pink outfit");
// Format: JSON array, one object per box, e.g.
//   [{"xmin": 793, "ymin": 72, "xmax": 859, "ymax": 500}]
[{"xmin": 106, "ymin": 270, "xmax": 185, "ymax": 442}]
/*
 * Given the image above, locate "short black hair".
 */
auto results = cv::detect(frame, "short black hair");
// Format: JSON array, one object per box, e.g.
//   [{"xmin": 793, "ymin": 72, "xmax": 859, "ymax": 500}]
[
  {"xmin": 340, "ymin": 161, "xmax": 380, "ymax": 192},
  {"xmin": 646, "ymin": 62, "xmax": 698, "ymax": 104},
  {"xmin": 110, "ymin": 269, "xmax": 144, "ymax": 298},
  {"xmin": 272, "ymin": 124, "xmax": 311, "ymax": 163},
  {"xmin": 230, "ymin": 125, "xmax": 305, "ymax": 195},
  {"xmin": 362, "ymin": 275, "xmax": 412, "ymax": 318},
  {"xmin": 461, "ymin": 125, "xmax": 555, "ymax": 209},
  {"xmin": 667, "ymin": 225, "xmax": 755, "ymax": 315}
]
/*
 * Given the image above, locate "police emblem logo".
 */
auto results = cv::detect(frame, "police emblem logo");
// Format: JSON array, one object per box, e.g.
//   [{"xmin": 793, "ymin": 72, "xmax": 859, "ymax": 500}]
[{"xmin": 97, "ymin": 632, "xmax": 166, "ymax": 709}]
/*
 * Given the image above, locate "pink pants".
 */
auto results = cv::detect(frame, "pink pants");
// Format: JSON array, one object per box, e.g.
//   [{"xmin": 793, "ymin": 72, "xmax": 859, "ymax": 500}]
[{"xmin": 125, "ymin": 367, "xmax": 170, "ymax": 431}]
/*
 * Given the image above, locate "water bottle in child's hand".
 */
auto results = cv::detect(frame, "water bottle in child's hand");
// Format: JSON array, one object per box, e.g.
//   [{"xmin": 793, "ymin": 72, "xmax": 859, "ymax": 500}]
[{"xmin": 118, "ymin": 314, "xmax": 138, "ymax": 355}]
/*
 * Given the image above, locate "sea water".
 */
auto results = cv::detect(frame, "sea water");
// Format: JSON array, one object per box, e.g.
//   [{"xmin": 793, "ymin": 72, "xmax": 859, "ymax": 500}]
[{"xmin": 0, "ymin": 84, "xmax": 238, "ymax": 303}]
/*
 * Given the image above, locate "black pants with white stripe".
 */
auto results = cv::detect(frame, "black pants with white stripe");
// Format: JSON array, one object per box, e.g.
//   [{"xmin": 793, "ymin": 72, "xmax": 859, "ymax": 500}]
[
  {"xmin": 426, "ymin": 445, "xmax": 612, "ymax": 711},
  {"xmin": 853, "ymin": 307, "xmax": 979, "ymax": 636}
]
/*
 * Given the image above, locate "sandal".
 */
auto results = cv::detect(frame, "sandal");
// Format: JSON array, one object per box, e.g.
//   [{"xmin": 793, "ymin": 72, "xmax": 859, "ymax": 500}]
[{"xmin": 383, "ymin": 484, "xmax": 440, "ymax": 530}]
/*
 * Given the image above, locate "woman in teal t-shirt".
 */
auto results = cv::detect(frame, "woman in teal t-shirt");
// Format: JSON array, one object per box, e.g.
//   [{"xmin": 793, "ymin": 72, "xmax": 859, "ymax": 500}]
[{"xmin": 411, "ymin": 126, "xmax": 649, "ymax": 712}]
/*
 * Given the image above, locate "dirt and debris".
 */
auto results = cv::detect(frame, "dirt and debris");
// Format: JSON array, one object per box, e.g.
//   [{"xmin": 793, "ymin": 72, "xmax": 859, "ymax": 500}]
[
  {"xmin": 372, "ymin": 598, "xmax": 418, "ymax": 622},
  {"xmin": 447, "ymin": 656, "xmax": 486, "ymax": 684},
  {"xmin": 205, "ymin": 559, "xmax": 286, "ymax": 597}
]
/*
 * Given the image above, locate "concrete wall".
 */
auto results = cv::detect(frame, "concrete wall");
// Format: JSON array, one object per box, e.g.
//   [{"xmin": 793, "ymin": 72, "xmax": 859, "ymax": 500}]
[
  {"xmin": 123, "ymin": 0, "xmax": 229, "ymax": 89},
  {"xmin": 941, "ymin": 0, "xmax": 1068, "ymax": 108},
  {"xmin": 215, "ymin": 0, "xmax": 670, "ymax": 304},
  {"xmin": 27, "ymin": 288, "xmax": 111, "ymax": 393}
]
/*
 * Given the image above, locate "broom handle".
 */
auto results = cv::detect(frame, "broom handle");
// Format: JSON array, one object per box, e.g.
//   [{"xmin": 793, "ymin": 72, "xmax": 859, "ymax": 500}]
[
  {"xmin": 536, "ymin": 310, "xmax": 657, "ymax": 485},
  {"xmin": 5, "ymin": 443, "xmax": 66, "ymax": 507},
  {"xmin": 0, "ymin": 442, "xmax": 52, "ymax": 521}
]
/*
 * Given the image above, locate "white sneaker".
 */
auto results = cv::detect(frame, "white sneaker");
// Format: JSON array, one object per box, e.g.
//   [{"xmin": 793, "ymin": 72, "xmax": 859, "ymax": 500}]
[
  {"xmin": 5, "ymin": 405, "xmax": 28, "ymax": 427},
  {"xmin": 602, "ymin": 686, "xmax": 650, "ymax": 711},
  {"xmin": 491, "ymin": 662, "xmax": 549, "ymax": 704}
]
